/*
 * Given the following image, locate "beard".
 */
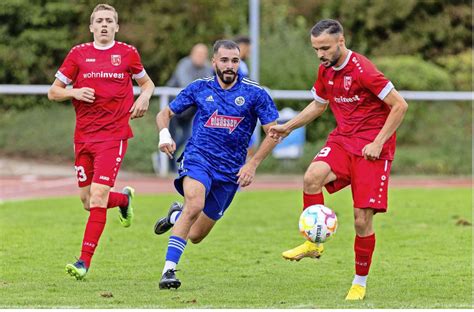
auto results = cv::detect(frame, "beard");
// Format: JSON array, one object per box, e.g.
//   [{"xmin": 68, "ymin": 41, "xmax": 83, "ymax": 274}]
[
  {"xmin": 215, "ymin": 67, "xmax": 237, "ymax": 85},
  {"xmin": 320, "ymin": 46, "xmax": 342, "ymax": 68}
]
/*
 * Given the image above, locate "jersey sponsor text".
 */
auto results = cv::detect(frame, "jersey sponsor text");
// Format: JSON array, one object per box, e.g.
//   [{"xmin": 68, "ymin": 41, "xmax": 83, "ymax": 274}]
[
  {"xmin": 82, "ymin": 71, "xmax": 125, "ymax": 79},
  {"xmin": 204, "ymin": 110, "xmax": 244, "ymax": 134}
]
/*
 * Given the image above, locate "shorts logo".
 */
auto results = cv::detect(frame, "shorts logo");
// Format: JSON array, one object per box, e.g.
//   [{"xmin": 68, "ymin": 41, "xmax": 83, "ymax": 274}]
[
  {"xmin": 234, "ymin": 96, "xmax": 245, "ymax": 106},
  {"xmin": 204, "ymin": 110, "xmax": 244, "ymax": 134},
  {"xmin": 344, "ymin": 75, "xmax": 352, "ymax": 91},
  {"xmin": 99, "ymin": 175, "xmax": 110, "ymax": 181},
  {"xmin": 111, "ymin": 55, "xmax": 121, "ymax": 66}
]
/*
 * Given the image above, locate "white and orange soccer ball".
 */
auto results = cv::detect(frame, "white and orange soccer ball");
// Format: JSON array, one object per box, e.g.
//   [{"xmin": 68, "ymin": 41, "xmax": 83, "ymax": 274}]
[{"xmin": 298, "ymin": 204, "xmax": 338, "ymax": 243}]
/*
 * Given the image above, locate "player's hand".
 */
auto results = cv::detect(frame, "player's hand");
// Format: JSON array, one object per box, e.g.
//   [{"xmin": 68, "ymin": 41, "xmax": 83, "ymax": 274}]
[
  {"xmin": 73, "ymin": 87, "xmax": 95, "ymax": 103},
  {"xmin": 158, "ymin": 140, "xmax": 176, "ymax": 159},
  {"xmin": 268, "ymin": 124, "xmax": 290, "ymax": 142},
  {"xmin": 237, "ymin": 162, "xmax": 257, "ymax": 187},
  {"xmin": 362, "ymin": 141, "xmax": 383, "ymax": 161},
  {"xmin": 130, "ymin": 96, "xmax": 150, "ymax": 119}
]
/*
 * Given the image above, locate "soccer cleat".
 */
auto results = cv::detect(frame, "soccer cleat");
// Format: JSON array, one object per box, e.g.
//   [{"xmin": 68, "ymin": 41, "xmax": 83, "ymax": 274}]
[
  {"xmin": 65, "ymin": 259, "xmax": 88, "ymax": 280},
  {"xmin": 119, "ymin": 186, "xmax": 135, "ymax": 228},
  {"xmin": 282, "ymin": 240, "xmax": 324, "ymax": 261},
  {"xmin": 154, "ymin": 202, "xmax": 183, "ymax": 235},
  {"xmin": 159, "ymin": 269, "xmax": 181, "ymax": 289},
  {"xmin": 345, "ymin": 284, "xmax": 366, "ymax": 300}
]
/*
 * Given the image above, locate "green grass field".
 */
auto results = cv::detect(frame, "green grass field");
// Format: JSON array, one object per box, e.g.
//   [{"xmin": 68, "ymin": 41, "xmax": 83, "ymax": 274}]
[{"xmin": 0, "ymin": 188, "xmax": 472, "ymax": 308}]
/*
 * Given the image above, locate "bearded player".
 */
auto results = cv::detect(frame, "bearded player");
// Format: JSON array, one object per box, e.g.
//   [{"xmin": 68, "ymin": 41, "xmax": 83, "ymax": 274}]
[
  {"xmin": 269, "ymin": 19, "xmax": 408, "ymax": 300},
  {"xmin": 154, "ymin": 40, "xmax": 279, "ymax": 289}
]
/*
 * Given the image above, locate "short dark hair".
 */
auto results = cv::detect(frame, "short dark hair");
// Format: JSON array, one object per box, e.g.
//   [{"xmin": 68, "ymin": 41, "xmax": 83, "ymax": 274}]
[
  {"xmin": 311, "ymin": 19, "xmax": 343, "ymax": 37},
  {"xmin": 234, "ymin": 36, "xmax": 250, "ymax": 45},
  {"xmin": 213, "ymin": 40, "xmax": 240, "ymax": 55}
]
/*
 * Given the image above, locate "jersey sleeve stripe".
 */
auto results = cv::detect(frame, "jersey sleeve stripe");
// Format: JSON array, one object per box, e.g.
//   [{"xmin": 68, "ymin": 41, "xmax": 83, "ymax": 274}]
[
  {"xmin": 242, "ymin": 79, "xmax": 263, "ymax": 89},
  {"xmin": 377, "ymin": 81, "xmax": 394, "ymax": 100},
  {"xmin": 311, "ymin": 87, "xmax": 329, "ymax": 104},
  {"xmin": 55, "ymin": 71, "xmax": 72, "ymax": 85},
  {"xmin": 132, "ymin": 69, "xmax": 147, "ymax": 80}
]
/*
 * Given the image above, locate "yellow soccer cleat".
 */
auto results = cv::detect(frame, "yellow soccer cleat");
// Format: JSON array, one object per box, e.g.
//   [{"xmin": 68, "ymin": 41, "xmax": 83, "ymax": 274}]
[
  {"xmin": 282, "ymin": 240, "xmax": 324, "ymax": 261},
  {"xmin": 345, "ymin": 284, "xmax": 366, "ymax": 300}
]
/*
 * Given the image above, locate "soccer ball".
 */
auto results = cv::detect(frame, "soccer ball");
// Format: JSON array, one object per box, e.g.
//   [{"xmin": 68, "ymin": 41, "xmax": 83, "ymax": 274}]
[{"xmin": 299, "ymin": 204, "xmax": 338, "ymax": 243}]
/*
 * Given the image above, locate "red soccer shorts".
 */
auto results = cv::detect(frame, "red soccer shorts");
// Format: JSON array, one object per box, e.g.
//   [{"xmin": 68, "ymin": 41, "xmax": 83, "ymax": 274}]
[
  {"xmin": 74, "ymin": 140, "xmax": 128, "ymax": 187},
  {"xmin": 313, "ymin": 142, "xmax": 392, "ymax": 212}
]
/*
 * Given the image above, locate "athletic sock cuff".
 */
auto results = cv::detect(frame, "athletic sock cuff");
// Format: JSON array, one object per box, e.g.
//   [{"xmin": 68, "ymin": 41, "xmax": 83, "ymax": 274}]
[
  {"xmin": 89, "ymin": 207, "xmax": 107, "ymax": 223},
  {"xmin": 169, "ymin": 235, "xmax": 187, "ymax": 246}
]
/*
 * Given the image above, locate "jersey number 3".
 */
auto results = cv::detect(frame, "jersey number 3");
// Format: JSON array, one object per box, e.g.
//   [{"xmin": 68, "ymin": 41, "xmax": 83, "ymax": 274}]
[{"xmin": 75, "ymin": 165, "xmax": 87, "ymax": 182}]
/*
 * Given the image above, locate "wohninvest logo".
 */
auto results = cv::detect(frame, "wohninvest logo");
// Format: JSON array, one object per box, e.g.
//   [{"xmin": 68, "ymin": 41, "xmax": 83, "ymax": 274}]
[{"xmin": 83, "ymin": 71, "xmax": 125, "ymax": 79}]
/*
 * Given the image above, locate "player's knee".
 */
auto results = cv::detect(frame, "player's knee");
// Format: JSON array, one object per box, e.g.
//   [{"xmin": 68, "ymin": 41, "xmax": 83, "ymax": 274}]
[
  {"xmin": 181, "ymin": 204, "xmax": 203, "ymax": 222},
  {"xmin": 80, "ymin": 194, "xmax": 90, "ymax": 210},
  {"xmin": 89, "ymin": 189, "xmax": 109, "ymax": 207},
  {"xmin": 354, "ymin": 214, "xmax": 371, "ymax": 234},
  {"xmin": 303, "ymin": 168, "xmax": 325, "ymax": 191}
]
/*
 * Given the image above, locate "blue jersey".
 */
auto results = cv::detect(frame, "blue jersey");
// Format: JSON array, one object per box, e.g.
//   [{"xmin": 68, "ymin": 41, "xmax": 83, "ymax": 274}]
[{"xmin": 169, "ymin": 75, "xmax": 279, "ymax": 176}]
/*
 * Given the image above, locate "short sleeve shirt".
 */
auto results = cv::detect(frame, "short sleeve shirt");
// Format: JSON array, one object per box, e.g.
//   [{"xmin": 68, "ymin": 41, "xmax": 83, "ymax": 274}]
[
  {"xmin": 170, "ymin": 75, "xmax": 279, "ymax": 176},
  {"xmin": 312, "ymin": 50, "xmax": 396, "ymax": 160},
  {"xmin": 55, "ymin": 41, "xmax": 146, "ymax": 143}
]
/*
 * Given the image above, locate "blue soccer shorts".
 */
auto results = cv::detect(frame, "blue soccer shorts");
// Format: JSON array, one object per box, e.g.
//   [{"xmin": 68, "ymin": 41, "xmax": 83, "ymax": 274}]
[{"xmin": 174, "ymin": 159, "xmax": 239, "ymax": 221}]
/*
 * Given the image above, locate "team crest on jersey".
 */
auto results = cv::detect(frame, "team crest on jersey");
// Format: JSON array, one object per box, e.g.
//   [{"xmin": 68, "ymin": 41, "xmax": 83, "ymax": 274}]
[
  {"xmin": 344, "ymin": 75, "xmax": 352, "ymax": 91},
  {"xmin": 204, "ymin": 110, "xmax": 244, "ymax": 134},
  {"xmin": 111, "ymin": 55, "xmax": 121, "ymax": 66},
  {"xmin": 234, "ymin": 96, "xmax": 245, "ymax": 106}
]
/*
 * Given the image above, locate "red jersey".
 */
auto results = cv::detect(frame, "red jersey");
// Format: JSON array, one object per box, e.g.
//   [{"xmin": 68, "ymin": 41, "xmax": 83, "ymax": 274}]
[
  {"xmin": 311, "ymin": 50, "xmax": 396, "ymax": 160},
  {"xmin": 55, "ymin": 41, "xmax": 146, "ymax": 143}
]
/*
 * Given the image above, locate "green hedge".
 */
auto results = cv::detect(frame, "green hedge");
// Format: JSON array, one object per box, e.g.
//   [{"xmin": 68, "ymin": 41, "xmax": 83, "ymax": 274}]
[{"xmin": 434, "ymin": 50, "xmax": 473, "ymax": 91}]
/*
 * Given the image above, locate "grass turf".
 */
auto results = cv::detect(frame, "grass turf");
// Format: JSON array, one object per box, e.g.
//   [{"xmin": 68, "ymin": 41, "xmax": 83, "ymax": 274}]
[{"xmin": 0, "ymin": 188, "xmax": 471, "ymax": 308}]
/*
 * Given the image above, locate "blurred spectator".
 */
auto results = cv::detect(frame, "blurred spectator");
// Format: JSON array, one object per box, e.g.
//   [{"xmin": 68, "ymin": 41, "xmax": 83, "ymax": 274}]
[
  {"xmin": 234, "ymin": 36, "xmax": 258, "ymax": 158},
  {"xmin": 165, "ymin": 43, "xmax": 213, "ymax": 171},
  {"xmin": 234, "ymin": 36, "xmax": 251, "ymax": 78}
]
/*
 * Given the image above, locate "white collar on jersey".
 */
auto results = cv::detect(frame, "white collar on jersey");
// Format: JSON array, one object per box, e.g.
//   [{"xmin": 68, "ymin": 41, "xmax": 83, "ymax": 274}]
[
  {"xmin": 332, "ymin": 50, "xmax": 352, "ymax": 71},
  {"xmin": 93, "ymin": 40, "xmax": 115, "ymax": 50}
]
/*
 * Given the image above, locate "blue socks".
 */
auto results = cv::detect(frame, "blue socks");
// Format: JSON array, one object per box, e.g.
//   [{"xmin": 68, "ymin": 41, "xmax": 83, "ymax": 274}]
[{"xmin": 163, "ymin": 235, "xmax": 187, "ymax": 275}]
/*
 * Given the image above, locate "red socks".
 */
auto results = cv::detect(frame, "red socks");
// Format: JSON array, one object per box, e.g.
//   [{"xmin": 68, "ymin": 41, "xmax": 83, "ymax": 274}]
[
  {"xmin": 354, "ymin": 233, "xmax": 376, "ymax": 276},
  {"xmin": 107, "ymin": 192, "xmax": 128, "ymax": 208},
  {"xmin": 303, "ymin": 192, "xmax": 324, "ymax": 210},
  {"xmin": 80, "ymin": 207, "xmax": 107, "ymax": 268}
]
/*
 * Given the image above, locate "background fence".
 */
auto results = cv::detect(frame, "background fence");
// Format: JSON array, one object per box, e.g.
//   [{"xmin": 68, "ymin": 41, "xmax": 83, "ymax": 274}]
[{"xmin": 1, "ymin": 84, "xmax": 472, "ymax": 176}]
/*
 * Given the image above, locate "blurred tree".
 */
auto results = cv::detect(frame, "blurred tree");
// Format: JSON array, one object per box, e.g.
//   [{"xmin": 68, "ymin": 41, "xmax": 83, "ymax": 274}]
[
  {"xmin": 0, "ymin": 0, "xmax": 248, "ymax": 85},
  {"xmin": 287, "ymin": 0, "xmax": 472, "ymax": 59},
  {"xmin": 434, "ymin": 49, "xmax": 473, "ymax": 91},
  {"xmin": 0, "ymin": 0, "xmax": 82, "ymax": 84}
]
